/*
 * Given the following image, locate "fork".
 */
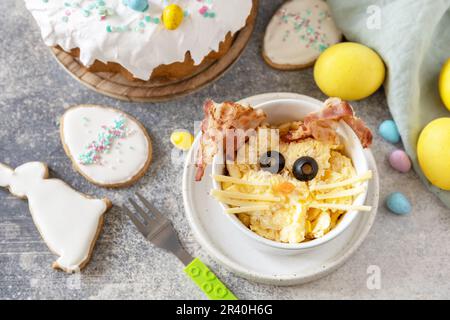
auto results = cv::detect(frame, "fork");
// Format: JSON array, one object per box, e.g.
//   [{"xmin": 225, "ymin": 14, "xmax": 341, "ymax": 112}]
[{"xmin": 122, "ymin": 192, "xmax": 237, "ymax": 300}]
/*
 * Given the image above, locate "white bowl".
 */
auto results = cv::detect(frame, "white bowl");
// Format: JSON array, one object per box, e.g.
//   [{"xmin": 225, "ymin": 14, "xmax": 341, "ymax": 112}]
[{"xmin": 212, "ymin": 95, "xmax": 369, "ymax": 255}]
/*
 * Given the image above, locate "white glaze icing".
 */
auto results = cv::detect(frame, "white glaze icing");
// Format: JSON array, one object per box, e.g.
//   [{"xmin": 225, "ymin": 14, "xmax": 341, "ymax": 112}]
[
  {"xmin": 61, "ymin": 105, "xmax": 150, "ymax": 185},
  {"xmin": 264, "ymin": 0, "xmax": 341, "ymax": 66},
  {"xmin": 0, "ymin": 162, "xmax": 108, "ymax": 272},
  {"xmin": 24, "ymin": 0, "xmax": 253, "ymax": 80}
]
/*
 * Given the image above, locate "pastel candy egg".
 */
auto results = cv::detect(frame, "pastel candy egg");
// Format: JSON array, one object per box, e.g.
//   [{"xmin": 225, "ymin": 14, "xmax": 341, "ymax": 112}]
[
  {"xmin": 162, "ymin": 4, "xmax": 184, "ymax": 30},
  {"xmin": 389, "ymin": 150, "xmax": 411, "ymax": 173},
  {"xmin": 439, "ymin": 58, "xmax": 450, "ymax": 111},
  {"xmin": 170, "ymin": 131, "xmax": 194, "ymax": 151},
  {"xmin": 314, "ymin": 42, "xmax": 385, "ymax": 100},
  {"xmin": 123, "ymin": 0, "xmax": 148, "ymax": 12},
  {"xmin": 379, "ymin": 120, "xmax": 400, "ymax": 143},
  {"xmin": 386, "ymin": 192, "xmax": 411, "ymax": 215},
  {"xmin": 417, "ymin": 118, "xmax": 450, "ymax": 190}
]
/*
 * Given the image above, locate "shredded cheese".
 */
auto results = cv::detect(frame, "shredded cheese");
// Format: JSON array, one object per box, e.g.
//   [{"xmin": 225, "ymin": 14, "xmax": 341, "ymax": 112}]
[
  {"xmin": 309, "ymin": 171, "xmax": 372, "ymax": 191},
  {"xmin": 308, "ymin": 203, "xmax": 372, "ymax": 212},
  {"xmin": 209, "ymin": 135, "xmax": 374, "ymax": 244},
  {"xmin": 315, "ymin": 186, "xmax": 366, "ymax": 200},
  {"xmin": 212, "ymin": 174, "xmax": 271, "ymax": 186},
  {"xmin": 211, "ymin": 189, "xmax": 281, "ymax": 202},
  {"xmin": 226, "ymin": 205, "xmax": 271, "ymax": 214},
  {"xmin": 212, "ymin": 194, "xmax": 271, "ymax": 207}
]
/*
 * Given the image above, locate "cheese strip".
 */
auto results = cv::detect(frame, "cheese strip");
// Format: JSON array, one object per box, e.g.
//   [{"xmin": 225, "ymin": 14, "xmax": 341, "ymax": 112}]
[
  {"xmin": 309, "ymin": 171, "xmax": 372, "ymax": 191},
  {"xmin": 212, "ymin": 194, "xmax": 271, "ymax": 207},
  {"xmin": 226, "ymin": 205, "xmax": 271, "ymax": 214},
  {"xmin": 315, "ymin": 186, "xmax": 366, "ymax": 200},
  {"xmin": 211, "ymin": 189, "xmax": 281, "ymax": 202},
  {"xmin": 212, "ymin": 174, "xmax": 271, "ymax": 186},
  {"xmin": 308, "ymin": 203, "xmax": 372, "ymax": 212}
]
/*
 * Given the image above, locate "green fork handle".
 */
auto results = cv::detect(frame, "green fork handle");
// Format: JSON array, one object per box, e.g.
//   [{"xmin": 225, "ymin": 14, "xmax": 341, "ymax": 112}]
[{"xmin": 184, "ymin": 258, "xmax": 237, "ymax": 300}]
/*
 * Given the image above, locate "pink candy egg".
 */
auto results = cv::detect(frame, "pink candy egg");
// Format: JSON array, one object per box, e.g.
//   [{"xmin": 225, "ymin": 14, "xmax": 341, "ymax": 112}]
[{"xmin": 389, "ymin": 149, "xmax": 411, "ymax": 173}]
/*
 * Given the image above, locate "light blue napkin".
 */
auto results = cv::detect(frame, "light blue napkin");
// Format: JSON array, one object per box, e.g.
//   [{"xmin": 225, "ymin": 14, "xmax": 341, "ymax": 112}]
[{"xmin": 327, "ymin": 0, "xmax": 450, "ymax": 208}]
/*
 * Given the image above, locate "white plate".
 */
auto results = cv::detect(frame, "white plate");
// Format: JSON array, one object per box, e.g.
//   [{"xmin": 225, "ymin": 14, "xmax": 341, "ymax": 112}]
[{"xmin": 182, "ymin": 93, "xmax": 379, "ymax": 286}]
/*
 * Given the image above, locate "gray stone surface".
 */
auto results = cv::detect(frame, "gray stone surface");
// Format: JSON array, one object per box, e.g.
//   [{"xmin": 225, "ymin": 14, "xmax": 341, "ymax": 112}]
[{"xmin": 0, "ymin": 0, "xmax": 449, "ymax": 300}]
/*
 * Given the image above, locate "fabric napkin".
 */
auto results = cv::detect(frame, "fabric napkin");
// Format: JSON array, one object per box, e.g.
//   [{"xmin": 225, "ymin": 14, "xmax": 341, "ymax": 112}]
[{"xmin": 327, "ymin": 0, "xmax": 450, "ymax": 208}]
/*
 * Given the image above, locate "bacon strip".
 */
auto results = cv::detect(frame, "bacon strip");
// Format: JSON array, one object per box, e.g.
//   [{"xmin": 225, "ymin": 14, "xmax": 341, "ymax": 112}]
[
  {"xmin": 195, "ymin": 100, "xmax": 267, "ymax": 181},
  {"xmin": 195, "ymin": 98, "xmax": 372, "ymax": 181},
  {"xmin": 282, "ymin": 98, "xmax": 373, "ymax": 148}
]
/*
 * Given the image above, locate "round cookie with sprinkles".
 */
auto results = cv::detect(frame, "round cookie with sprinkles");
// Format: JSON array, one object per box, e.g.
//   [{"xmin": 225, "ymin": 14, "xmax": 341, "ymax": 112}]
[
  {"xmin": 60, "ymin": 105, "xmax": 152, "ymax": 188},
  {"xmin": 24, "ymin": 0, "xmax": 254, "ymax": 81},
  {"xmin": 263, "ymin": 0, "xmax": 342, "ymax": 70}
]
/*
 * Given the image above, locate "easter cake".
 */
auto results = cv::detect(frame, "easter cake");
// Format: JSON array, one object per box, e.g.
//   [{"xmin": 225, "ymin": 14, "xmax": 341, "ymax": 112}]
[
  {"xmin": 24, "ymin": 0, "xmax": 254, "ymax": 81},
  {"xmin": 196, "ymin": 98, "xmax": 373, "ymax": 244}
]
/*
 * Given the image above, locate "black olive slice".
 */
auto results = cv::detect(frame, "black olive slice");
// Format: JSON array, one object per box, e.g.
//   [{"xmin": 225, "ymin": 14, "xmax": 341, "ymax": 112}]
[
  {"xmin": 259, "ymin": 151, "xmax": 285, "ymax": 174},
  {"xmin": 293, "ymin": 156, "xmax": 319, "ymax": 181}
]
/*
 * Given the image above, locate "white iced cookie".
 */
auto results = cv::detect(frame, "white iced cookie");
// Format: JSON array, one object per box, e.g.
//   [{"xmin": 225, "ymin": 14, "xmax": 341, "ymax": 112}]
[
  {"xmin": 0, "ymin": 162, "xmax": 111, "ymax": 273},
  {"xmin": 60, "ymin": 105, "xmax": 152, "ymax": 188},
  {"xmin": 263, "ymin": 0, "xmax": 342, "ymax": 70}
]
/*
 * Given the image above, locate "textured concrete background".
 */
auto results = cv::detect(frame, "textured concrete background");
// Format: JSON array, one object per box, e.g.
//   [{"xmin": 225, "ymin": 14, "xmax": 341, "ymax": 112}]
[{"xmin": 1, "ymin": 0, "xmax": 449, "ymax": 300}]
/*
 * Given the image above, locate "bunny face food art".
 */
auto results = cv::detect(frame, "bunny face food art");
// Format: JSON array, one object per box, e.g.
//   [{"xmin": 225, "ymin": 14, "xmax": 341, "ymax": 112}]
[
  {"xmin": 196, "ymin": 98, "xmax": 373, "ymax": 244},
  {"xmin": 60, "ymin": 105, "xmax": 152, "ymax": 188},
  {"xmin": 0, "ymin": 162, "xmax": 111, "ymax": 272}
]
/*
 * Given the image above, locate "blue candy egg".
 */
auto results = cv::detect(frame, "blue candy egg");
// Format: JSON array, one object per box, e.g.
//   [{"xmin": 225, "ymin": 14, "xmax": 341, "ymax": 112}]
[
  {"xmin": 123, "ymin": 0, "xmax": 148, "ymax": 12},
  {"xmin": 386, "ymin": 192, "xmax": 411, "ymax": 215},
  {"xmin": 379, "ymin": 119, "xmax": 400, "ymax": 143}
]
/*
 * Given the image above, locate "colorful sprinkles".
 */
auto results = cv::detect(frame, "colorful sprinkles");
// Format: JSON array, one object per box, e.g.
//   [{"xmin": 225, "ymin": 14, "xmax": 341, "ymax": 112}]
[
  {"xmin": 78, "ymin": 116, "xmax": 128, "ymax": 165},
  {"xmin": 276, "ymin": 5, "xmax": 332, "ymax": 53},
  {"xmin": 41, "ymin": 0, "xmax": 217, "ymax": 32},
  {"xmin": 197, "ymin": 0, "xmax": 216, "ymax": 18},
  {"xmin": 59, "ymin": 0, "xmax": 115, "ymax": 23},
  {"xmin": 107, "ymin": 12, "xmax": 161, "ymax": 33}
]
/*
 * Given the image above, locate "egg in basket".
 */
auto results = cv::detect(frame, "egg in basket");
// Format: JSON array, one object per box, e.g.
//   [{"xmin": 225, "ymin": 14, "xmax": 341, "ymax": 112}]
[{"xmin": 195, "ymin": 98, "xmax": 373, "ymax": 245}]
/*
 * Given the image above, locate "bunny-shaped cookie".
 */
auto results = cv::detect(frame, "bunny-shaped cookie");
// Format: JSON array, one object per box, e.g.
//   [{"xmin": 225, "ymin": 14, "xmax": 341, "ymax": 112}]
[{"xmin": 0, "ymin": 162, "xmax": 111, "ymax": 272}]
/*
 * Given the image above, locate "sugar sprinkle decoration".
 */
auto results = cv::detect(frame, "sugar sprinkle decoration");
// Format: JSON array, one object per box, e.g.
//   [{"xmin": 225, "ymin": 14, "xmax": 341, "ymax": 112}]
[
  {"xmin": 43, "ymin": 0, "xmax": 210, "ymax": 32},
  {"xmin": 197, "ymin": 0, "xmax": 216, "ymax": 18},
  {"xmin": 58, "ymin": 0, "xmax": 115, "ymax": 23},
  {"xmin": 107, "ymin": 11, "xmax": 161, "ymax": 33},
  {"xmin": 78, "ymin": 116, "xmax": 128, "ymax": 165},
  {"xmin": 276, "ymin": 6, "xmax": 332, "ymax": 53}
]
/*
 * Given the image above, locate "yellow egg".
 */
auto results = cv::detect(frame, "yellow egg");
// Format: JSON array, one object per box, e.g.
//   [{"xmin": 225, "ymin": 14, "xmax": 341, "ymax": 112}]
[
  {"xmin": 170, "ymin": 131, "xmax": 194, "ymax": 151},
  {"xmin": 162, "ymin": 4, "xmax": 184, "ymax": 30},
  {"xmin": 314, "ymin": 42, "xmax": 386, "ymax": 101},
  {"xmin": 417, "ymin": 118, "xmax": 450, "ymax": 190},
  {"xmin": 439, "ymin": 58, "xmax": 450, "ymax": 111}
]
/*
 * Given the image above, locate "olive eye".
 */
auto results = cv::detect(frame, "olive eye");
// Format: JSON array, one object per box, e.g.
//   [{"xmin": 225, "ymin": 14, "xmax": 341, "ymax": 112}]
[
  {"xmin": 293, "ymin": 156, "xmax": 319, "ymax": 181},
  {"xmin": 259, "ymin": 151, "xmax": 285, "ymax": 174}
]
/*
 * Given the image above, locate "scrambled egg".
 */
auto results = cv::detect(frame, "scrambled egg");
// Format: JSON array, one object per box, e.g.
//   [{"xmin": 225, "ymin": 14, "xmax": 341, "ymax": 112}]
[{"xmin": 221, "ymin": 136, "xmax": 359, "ymax": 244}]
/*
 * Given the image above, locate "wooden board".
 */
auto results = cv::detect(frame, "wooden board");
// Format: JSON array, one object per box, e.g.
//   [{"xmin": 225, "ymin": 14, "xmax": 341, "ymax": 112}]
[{"xmin": 51, "ymin": 0, "xmax": 258, "ymax": 102}]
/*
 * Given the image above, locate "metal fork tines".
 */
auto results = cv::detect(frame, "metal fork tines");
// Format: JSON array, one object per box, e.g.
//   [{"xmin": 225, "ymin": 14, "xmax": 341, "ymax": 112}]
[{"xmin": 123, "ymin": 192, "xmax": 193, "ymax": 266}]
